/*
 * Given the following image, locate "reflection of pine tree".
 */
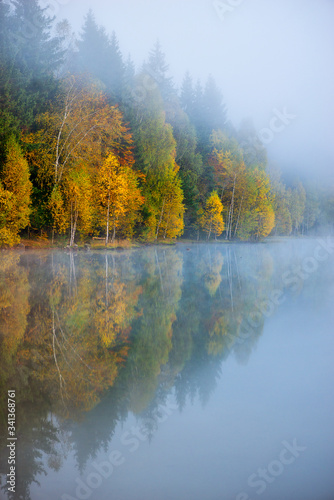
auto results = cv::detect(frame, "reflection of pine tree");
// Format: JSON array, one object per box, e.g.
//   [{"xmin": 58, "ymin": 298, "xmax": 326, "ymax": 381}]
[
  {"xmin": 0, "ymin": 243, "xmax": 278, "ymax": 494},
  {"xmin": 121, "ymin": 248, "xmax": 183, "ymax": 414},
  {"xmin": 0, "ymin": 391, "xmax": 61, "ymax": 500}
]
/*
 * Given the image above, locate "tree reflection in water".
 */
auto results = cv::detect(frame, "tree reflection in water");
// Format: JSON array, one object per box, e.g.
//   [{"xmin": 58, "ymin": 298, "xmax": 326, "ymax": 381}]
[{"xmin": 0, "ymin": 244, "xmax": 278, "ymax": 498}]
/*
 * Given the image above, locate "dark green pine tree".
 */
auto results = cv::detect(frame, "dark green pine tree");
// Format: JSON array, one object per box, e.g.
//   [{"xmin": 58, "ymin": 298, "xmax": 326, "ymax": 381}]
[
  {"xmin": 121, "ymin": 54, "xmax": 136, "ymax": 107},
  {"xmin": 76, "ymin": 12, "xmax": 125, "ymax": 102},
  {"xmin": 10, "ymin": 0, "xmax": 64, "ymax": 78},
  {"xmin": 107, "ymin": 31, "xmax": 125, "ymax": 102},
  {"xmin": 201, "ymin": 75, "xmax": 227, "ymax": 137},
  {"xmin": 0, "ymin": 0, "xmax": 63, "ymax": 163},
  {"xmin": 144, "ymin": 40, "xmax": 175, "ymax": 101},
  {"xmin": 237, "ymin": 118, "xmax": 267, "ymax": 169},
  {"xmin": 182, "ymin": 75, "xmax": 227, "ymax": 158},
  {"xmin": 191, "ymin": 80, "xmax": 204, "ymax": 133},
  {"xmin": 180, "ymin": 71, "xmax": 196, "ymax": 117},
  {"xmin": 0, "ymin": 0, "xmax": 20, "ymax": 158},
  {"xmin": 76, "ymin": 10, "xmax": 111, "ymax": 80},
  {"xmin": 174, "ymin": 128, "xmax": 204, "ymax": 233},
  {"xmin": 165, "ymin": 97, "xmax": 203, "ymax": 235}
]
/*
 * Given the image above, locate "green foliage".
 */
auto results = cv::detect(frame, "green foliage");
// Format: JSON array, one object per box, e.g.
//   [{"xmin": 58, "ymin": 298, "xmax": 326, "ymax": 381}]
[
  {"xmin": 0, "ymin": 0, "xmax": 63, "ymax": 161},
  {"xmin": 0, "ymin": 5, "xmax": 328, "ymax": 246},
  {"xmin": 76, "ymin": 10, "xmax": 125, "ymax": 102},
  {"xmin": 198, "ymin": 191, "xmax": 225, "ymax": 239}
]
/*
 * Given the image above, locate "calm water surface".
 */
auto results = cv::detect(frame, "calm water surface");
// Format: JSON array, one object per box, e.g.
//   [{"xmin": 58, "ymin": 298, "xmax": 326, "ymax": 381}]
[{"xmin": 0, "ymin": 239, "xmax": 334, "ymax": 500}]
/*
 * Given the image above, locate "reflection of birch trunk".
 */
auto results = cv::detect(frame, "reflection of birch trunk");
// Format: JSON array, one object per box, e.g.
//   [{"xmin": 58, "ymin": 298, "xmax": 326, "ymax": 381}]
[
  {"xmin": 54, "ymin": 309, "xmax": 91, "ymax": 370},
  {"xmin": 52, "ymin": 309, "xmax": 67, "ymax": 406},
  {"xmin": 233, "ymin": 249, "xmax": 241, "ymax": 290},
  {"xmin": 111, "ymin": 253, "xmax": 116, "ymax": 277},
  {"xmin": 69, "ymin": 251, "xmax": 77, "ymax": 296},
  {"xmin": 227, "ymin": 248, "xmax": 234, "ymax": 312},
  {"xmin": 105, "ymin": 254, "xmax": 109, "ymax": 330},
  {"xmin": 155, "ymin": 249, "xmax": 164, "ymax": 293},
  {"xmin": 105, "ymin": 195, "xmax": 110, "ymax": 245}
]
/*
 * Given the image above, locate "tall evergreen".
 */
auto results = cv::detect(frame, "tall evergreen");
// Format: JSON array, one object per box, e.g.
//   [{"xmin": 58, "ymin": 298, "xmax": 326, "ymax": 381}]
[
  {"xmin": 76, "ymin": 12, "xmax": 125, "ymax": 102},
  {"xmin": 0, "ymin": 0, "xmax": 63, "ymax": 162},
  {"xmin": 11, "ymin": 0, "xmax": 64, "ymax": 77},
  {"xmin": 180, "ymin": 71, "xmax": 195, "ymax": 117},
  {"xmin": 76, "ymin": 10, "xmax": 110, "ymax": 80},
  {"xmin": 144, "ymin": 40, "xmax": 175, "ymax": 102},
  {"xmin": 108, "ymin": 31, "xmax": 125, "ymax": 102}
]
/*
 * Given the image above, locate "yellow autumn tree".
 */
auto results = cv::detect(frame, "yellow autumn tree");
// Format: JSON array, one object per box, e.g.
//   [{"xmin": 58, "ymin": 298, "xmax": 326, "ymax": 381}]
[
  {"xmin": 94, "ymin": 255, "xmax": 143, "ymax": 347},
  {"xmin": 96, "ymin": 153, "xmax": 144, "ymax": 243},
  {"xmin": 237, "ymin": 168, "xmax": 275, "ymax": 240},
  {"xmin": 198, "ymin": 191, "xmax": 225, "ymax": 240},
  {"xmin": 0, "ymin": 253, "xmax": 30, "ymax": 381},
  {"xmin": 24, "ymin": 74, "xmax": 133, "ymax": 241},
  {"xmin": 63, "ymin": 168, "xmax": 93, "ymax": 246},
  {"xmin": 0, "ymin": 138, "xmax": 32, "ymax": 246},
  {"xmin": 0, "ymin": 185, "xmax": 17, "ymax": 247},
  {"xmin": 209, "ymin": 131, "xmax": 247, "ymax": 240}
]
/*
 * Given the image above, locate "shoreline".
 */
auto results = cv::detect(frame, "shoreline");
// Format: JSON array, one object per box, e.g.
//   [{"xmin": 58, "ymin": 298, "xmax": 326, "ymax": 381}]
[{"xmin": 0, "ymin": 235, "xmax": 325, "ymax": 252}]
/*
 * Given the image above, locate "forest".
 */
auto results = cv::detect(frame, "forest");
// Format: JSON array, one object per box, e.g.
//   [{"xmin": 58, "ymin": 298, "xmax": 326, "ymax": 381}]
[{"xmin": 0, "ymin": 0, "xmax": 333, "ymax": 247}]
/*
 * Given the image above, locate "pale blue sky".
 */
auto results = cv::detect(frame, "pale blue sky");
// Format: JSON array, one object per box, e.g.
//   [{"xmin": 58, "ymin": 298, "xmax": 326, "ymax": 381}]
[{"xmin": 49, "ymin": 0, "xmax": 334, "ymax": 180}]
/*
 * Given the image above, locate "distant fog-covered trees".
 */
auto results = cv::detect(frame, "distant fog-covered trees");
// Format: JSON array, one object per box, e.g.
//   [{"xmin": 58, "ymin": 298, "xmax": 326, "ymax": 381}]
[{"xmin": 0, "ymin": 2, "xmax": 332, "ymax": 246}]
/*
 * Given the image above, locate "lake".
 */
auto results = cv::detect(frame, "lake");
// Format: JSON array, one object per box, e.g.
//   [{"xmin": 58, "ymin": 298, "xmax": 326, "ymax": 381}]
[{"xmin": 0, "ymin": 238, "xmax": 334, "ymax": 500}]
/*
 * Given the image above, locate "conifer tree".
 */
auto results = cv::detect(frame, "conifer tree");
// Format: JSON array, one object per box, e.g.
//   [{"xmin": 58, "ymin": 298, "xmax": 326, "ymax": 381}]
[{"xmin": 144, "ymin": 40, "xmax": 174, "ymax": 101}]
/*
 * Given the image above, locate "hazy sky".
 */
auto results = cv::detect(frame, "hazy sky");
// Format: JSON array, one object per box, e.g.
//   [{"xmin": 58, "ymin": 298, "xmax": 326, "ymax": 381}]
[{"xmin": 48, "ymin": 0, "xmax": 334, "ymax": 181}]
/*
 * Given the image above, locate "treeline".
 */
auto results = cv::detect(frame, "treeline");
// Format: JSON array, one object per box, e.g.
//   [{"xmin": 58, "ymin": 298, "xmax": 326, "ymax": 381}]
[{"xmin": 0, "ymin": 1, "xmax": 333, "ymax": 246}]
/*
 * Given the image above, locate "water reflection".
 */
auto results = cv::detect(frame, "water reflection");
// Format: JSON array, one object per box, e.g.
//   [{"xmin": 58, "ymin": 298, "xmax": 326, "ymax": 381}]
[{"xmin": 0, "ymin": 241, "xmax": 329, "ymax": 498}]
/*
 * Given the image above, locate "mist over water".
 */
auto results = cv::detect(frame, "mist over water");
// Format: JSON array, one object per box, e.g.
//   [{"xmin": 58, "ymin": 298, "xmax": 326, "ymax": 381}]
[
  {"xmin": 1, "ymin": 1, "xmax": 334, "ymax": 496},
  {"xmin": 1, "ymin": 239, "xmax": 333, "ymax": 499}
]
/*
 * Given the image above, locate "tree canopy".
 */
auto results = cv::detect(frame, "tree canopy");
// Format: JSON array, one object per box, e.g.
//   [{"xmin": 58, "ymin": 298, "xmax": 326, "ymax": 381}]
[{"xmin": 0, "ymin": 5, "xmax": 331, "ymax": 247}]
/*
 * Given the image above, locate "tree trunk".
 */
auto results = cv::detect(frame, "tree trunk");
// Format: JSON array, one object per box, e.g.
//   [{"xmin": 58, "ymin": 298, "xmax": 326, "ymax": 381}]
[
  {"xmin": 233, "ymin": 195, "xmax": 243, "ymax": 237},
  {"xmin": 70, "ymin": 200, "xmax": 78, "ymax": 247},
  {"xmin": 155, "ymin": 198, "xmax": 165, "ymax": 240},
  {"xmin": 228, "ymin": 174, "xmax": 236, "ymax": 240},
  {"xmin": 105, "ymin": 198, "xmax": 110, "ymax": 245},
  {"xmin": 207, "ymin": 219, "xmax": 212, "ymax": 240}
]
